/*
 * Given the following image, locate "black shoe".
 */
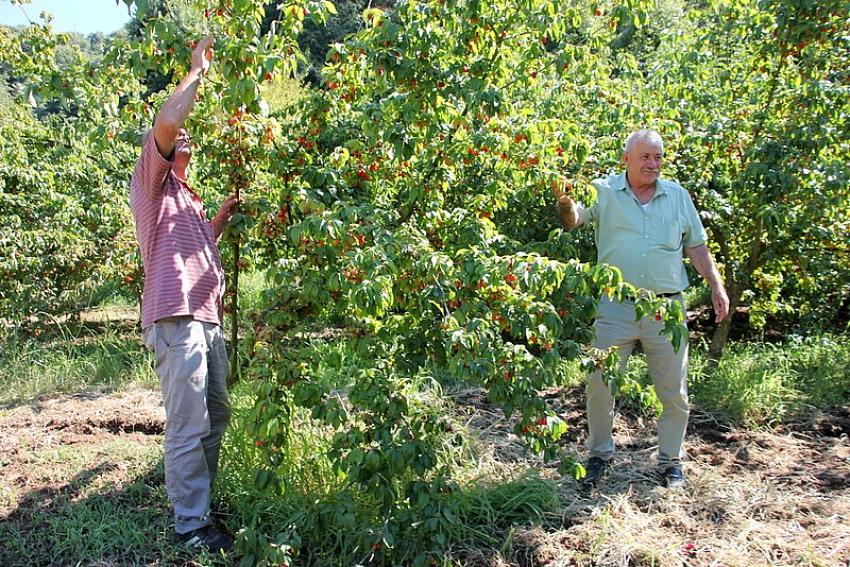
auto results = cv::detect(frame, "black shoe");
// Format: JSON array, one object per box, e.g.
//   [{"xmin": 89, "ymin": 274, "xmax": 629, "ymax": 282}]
[
  {"xmin": 661, "ymin": 466, "xmax": 687, "ymax": 489},
  {"xmin": 581, "ymin": 457, "xmax": 609, "ymax": 487},
  {"xmin": 178, "ymin": 525, "xmax": 234, "ymax": 554}
]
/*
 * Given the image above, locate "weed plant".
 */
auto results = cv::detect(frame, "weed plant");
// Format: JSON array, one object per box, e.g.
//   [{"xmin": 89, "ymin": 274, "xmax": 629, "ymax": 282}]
[{"xmin": 216, "ymin": 338, "xmax": 561, "ymax": 565}]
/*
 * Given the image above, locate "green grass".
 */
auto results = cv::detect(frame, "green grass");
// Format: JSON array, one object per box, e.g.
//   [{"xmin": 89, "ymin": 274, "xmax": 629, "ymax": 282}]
[
  {"xmin": 0, "ymin": 438, "xmax": 234, "ymax": 567},
  {"xmin": 690, "ymin": 334, "xmax": 850, "ymax": 426},
  {"xmin": 606, "ymin": 334, "xmax": 850, "ymax": 426},
  {"xmin": 0, "ymin": 321, "xmax": 232, "ymax": 566},
  {"xmin": 0, "ymin": 324, "xmax": 157, "ymax": 407},
  {"xmin": 452, "ymin": 472, "xmax": 561, "ymax": 542}
]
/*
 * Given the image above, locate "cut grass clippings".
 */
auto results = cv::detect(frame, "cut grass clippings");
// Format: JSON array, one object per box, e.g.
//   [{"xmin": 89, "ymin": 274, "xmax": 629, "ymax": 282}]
[{"xmin": 0, "ymin": 326, "xmax": 848, "ymax": 565}]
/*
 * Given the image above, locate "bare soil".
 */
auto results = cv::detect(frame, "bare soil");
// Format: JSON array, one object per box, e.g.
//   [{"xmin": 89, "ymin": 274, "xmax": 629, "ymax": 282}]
[
  {"xmin": 1, "ymin": 387, "xmax": 848, "ymax": 566},
  {"xmin": 0, "ymin": 389, "xmax": 165, "ymax": 519}
]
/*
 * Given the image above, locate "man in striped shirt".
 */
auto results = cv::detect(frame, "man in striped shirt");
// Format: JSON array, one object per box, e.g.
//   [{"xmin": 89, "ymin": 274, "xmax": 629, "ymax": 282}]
[{"xmin": 130, "ymin": 36, "xmax": 238, "ymax": 553}]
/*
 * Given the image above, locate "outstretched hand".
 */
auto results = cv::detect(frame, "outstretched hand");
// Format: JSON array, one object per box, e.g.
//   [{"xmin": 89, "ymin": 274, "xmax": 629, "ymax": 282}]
[
  {"xmin": 551, "ymin": 181, "xmax": 580, "ymax": 229},
  {"xmin": 192, "ymin": 36, "xmax": 215, "ymax": 76},
  {"xmin": 212, "ymin": 194, "xmax": 239, "ymax": 239},
  {"xmin": 550, "ymin": 181, "xmax": 572, "ymax": 204}
]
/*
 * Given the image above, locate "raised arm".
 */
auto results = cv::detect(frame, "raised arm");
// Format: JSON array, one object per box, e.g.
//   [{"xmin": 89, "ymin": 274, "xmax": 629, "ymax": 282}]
[
  {"xmin": 685, "ymin": 243, "xmax": 730, "ymax": 322},
  {"xmin": 552, "ymin": 184, "xmax": 583, "ymax": 230},
  {"xmin": 152, "ymin": 36, "xmax": 215, "ymax": 159}
]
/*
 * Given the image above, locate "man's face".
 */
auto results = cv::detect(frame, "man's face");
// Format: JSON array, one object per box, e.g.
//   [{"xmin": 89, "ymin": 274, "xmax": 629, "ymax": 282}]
[
  {"xmin": 624, "ymin": 139, "xmax": 663, "ymax": 188},
  {"xmin": 175, "ymin": 129, "xmax": 192, "ymax": 161}
]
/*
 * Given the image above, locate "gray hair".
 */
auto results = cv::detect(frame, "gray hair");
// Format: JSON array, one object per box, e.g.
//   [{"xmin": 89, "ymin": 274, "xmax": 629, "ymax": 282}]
[{"xmin": 624, "ymin": 129, "xmax": 664, "ymax": 154}]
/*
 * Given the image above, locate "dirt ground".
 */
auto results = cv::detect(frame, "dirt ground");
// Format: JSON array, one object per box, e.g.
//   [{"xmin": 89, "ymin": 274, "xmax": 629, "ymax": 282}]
[
  {"xmin": 1, "ymin": 387, "xmax": 848, "ymax": 566},
  {"xmin": 0, "ymin": 389, "xmax": 165, "ymax": 516}
]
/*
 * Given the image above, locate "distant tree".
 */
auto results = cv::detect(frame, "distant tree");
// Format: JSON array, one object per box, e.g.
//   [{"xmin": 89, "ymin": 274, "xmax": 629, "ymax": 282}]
[
  {"xmin": 0, "ymin": 22, "xmax": 142, "ymax": 326},
  {"xmin": 88, "ymin": 32, "xmax": 107, "ymax": 55},
  {"xmin": 122, "ymin": 0, "xmax": 171, "ymax": 39},
  {"xmin": 261, "ymin": 0, "xmax": 394, "ymax": 84}
]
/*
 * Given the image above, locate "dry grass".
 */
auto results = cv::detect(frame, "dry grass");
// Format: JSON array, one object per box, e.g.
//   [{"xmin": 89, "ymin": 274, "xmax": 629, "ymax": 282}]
[{"xmin": 452, "ymin": 387, "xmax": 850, "ymax": 567}]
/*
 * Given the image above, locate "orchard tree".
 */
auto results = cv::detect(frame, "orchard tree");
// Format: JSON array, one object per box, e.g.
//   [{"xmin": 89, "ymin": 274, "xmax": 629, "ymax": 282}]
[
  {"xmin": 235, "ymin": 0, "xmax": 679, "ymax": 562},
  {"xmin": 261, "ymin": 0, "xmax": 378, "ymax": 83},
  {"xmin": 0, "ymin": 21, "xmax": 143, "ymax": 328},
  {"xmin": 642, "ymin": 0, "xmax": 850, "ymax": 362}
]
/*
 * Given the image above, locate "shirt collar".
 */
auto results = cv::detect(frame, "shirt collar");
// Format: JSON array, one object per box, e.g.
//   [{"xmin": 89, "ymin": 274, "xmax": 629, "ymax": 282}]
[{"xmin": 616, "ymin": 172, "xmax": 668, "ymax": 196}]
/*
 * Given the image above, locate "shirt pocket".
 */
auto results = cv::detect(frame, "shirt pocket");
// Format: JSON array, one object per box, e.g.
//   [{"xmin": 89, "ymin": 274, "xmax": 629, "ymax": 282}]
[{"xmin": 651, "ymin": 215, "xmax": 682, "ymax": 250}]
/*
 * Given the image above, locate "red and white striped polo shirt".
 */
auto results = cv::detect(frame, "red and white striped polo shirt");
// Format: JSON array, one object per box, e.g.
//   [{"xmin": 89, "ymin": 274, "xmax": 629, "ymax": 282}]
[{"xmin": 130, "ymin": 134, "xmax": 225, "ymax": 330}]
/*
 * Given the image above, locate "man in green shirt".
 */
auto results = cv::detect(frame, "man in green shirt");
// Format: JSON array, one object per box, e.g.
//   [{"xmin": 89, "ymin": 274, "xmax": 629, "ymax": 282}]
[{"xmin": 556, "ymin": 129, "xmax": 729, "ymax": 488}]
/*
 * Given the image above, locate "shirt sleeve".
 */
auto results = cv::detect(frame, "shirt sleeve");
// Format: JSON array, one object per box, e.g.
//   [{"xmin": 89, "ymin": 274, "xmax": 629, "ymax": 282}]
[
  {"xmin": 682, "ymin": 190, "xmax": 708, "ymax": 248},
  {"xmin": 577, "ymin": 202, "xmax": 595, "ymax": 225},
  {"xmin": 131, "ymin": 132, "xmax": 174, "ymax": 201},
  {"xmin": 578, "ymin": 179, "xmax": 606, "ymax": 226}
]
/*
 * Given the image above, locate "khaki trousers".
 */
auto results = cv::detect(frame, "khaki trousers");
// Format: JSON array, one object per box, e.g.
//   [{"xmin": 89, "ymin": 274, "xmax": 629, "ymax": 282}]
[
  {"xmin": 586, "ymin": 296, "xmax": 689, "ymax": 469},
  {"xmin": 143, "ymin": 316, "xmax": 231, "ymax": 535}
]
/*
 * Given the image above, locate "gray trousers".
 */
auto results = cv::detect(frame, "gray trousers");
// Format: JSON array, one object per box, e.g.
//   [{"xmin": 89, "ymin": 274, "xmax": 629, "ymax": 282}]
[
  {"xmin": 143, "ymin": 316, "xmax": 231, "ymax": 534},
  {"xmin": 587, "ymin": 296, "xmax": 689, "ymax": 469}
]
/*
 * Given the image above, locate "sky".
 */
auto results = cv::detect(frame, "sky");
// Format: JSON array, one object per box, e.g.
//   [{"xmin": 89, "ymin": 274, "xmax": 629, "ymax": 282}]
[{"xmin": 0, "ymin": 0, "xmax": 132, "ymax": 35}]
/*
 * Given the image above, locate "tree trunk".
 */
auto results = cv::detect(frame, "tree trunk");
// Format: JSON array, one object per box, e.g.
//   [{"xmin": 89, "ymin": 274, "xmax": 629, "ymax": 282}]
[
  {"xmin": 707, "ymin": 286, "xmax": 740, "ymax": 373},
  {"xmin": 228, "ymin": 233, "xmax": 240, "ymax": 388}
]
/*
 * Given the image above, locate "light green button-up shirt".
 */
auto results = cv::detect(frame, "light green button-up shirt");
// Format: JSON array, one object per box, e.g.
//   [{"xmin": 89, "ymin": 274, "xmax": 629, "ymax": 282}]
[{"xmin": 577, "ymin": 172, "xmax": 707, "ymax": 294}]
